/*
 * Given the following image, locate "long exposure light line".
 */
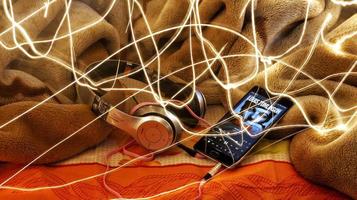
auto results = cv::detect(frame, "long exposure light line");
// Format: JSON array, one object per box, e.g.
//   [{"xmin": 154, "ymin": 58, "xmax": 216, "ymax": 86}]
[{"xmin": 0, "ymin": 0, "xmax": 355, "ymax": 197}]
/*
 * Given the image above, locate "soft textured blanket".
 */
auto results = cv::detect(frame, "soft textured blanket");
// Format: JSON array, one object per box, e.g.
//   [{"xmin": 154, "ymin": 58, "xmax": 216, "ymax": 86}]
[
  {"xmin": 0, "ymin": 0, "xmax": 356, "ymax": 198},
  {"xmin": 0, "ymin": 161, "xmax": 348, "ymax": 199}
]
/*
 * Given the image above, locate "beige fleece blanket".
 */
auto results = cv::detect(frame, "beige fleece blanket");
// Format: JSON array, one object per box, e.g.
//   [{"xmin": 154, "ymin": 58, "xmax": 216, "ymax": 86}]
[{"xmin": 0, "ymin": 0, "xmax": 356, "ymax": 198}]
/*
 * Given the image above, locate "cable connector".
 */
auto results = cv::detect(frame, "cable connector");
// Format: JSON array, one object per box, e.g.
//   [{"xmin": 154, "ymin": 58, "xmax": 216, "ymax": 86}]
[
  {"xmin": 195, "ymin": 163, "xmax": 222, "ymax": 200},
  {"xmin": 203, "ymin": 163, "xmax": 222, "ymax": 181}
]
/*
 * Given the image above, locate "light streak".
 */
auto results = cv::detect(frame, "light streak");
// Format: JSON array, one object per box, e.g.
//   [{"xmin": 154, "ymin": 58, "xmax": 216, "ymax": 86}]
[
  {"xmin": 331, "ymin": 0, "xmax": 357, "ymax": 6},
  {"xmin": 322, "ymin": 30, "xmax": 357, "ymax": 55},
  {"xmin": 0, "ymin": 0, "xmax": 355, "ymax": 198},
  {"xmin": 43, "ymin": 0, "xmax": 50, "ymax": 18}
]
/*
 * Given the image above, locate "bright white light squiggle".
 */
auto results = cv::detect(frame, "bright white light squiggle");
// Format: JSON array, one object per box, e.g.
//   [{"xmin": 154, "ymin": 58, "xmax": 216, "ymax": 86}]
[
  {"xmin": 331, "ymin": 0, "xmax": 357, "ymax": 6},
  {"xmin": 0, "ymin": 0, "xmax": 356, "ymax": 198}
]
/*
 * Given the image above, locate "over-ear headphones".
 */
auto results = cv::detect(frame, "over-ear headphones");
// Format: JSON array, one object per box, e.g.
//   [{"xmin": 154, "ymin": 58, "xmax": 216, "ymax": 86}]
[{"xmin": 77, "ymin": 60, "xmax": 207, "ymax": 151}]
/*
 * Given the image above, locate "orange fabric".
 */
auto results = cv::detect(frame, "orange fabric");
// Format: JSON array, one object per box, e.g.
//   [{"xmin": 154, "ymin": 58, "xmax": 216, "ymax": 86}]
[{"xmin": 0, "ymin": 161, "xmax": 347, "ymax": 199}]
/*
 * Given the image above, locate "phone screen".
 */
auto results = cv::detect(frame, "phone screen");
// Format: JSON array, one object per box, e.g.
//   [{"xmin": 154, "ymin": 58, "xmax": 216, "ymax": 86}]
[{"xmin": 194, "ymin": 87, "xmax": 293, "ymax": 167}]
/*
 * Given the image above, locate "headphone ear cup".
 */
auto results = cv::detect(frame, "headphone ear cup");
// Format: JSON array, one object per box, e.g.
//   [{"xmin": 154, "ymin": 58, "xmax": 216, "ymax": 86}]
[
  {"xmin": 167, "ymin": 90, "xmax": 207, "ymax": 127},
  {"xmin": 135, "ymin": 115, "xmax": 175, "ymax": 151},
  {"xmin": 133, "ymin": 105, "xmax": 182, "ymax": 148}
]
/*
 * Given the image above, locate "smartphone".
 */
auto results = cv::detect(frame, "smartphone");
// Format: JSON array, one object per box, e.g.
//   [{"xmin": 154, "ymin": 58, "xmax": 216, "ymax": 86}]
[{"xmin": 194, "ymin": 86, "xmax": 293, "ymax": 168}]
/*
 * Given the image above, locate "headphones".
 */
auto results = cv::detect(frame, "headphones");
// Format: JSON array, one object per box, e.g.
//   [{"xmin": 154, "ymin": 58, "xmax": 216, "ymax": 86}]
[{"xmin": 77, "ymin": 60, "xmax": 207, "ymax": 151}]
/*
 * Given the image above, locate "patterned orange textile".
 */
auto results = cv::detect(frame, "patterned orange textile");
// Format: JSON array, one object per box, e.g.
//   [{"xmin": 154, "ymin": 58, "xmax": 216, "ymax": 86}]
[{"xmin": 0, "ymin": 161, "xmax": 347, "ymax": 200}]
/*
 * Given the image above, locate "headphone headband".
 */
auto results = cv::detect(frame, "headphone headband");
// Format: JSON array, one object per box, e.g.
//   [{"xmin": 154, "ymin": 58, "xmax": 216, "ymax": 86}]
[{"xmin": 77, "ymin": 60, "xmax": 206, "ymax": 126}]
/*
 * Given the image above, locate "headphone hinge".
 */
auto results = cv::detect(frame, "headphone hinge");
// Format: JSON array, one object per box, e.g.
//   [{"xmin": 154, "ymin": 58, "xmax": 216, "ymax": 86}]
[{"xmin": 92, "ymin": 95, "xmax": 111, "ymax": 119}]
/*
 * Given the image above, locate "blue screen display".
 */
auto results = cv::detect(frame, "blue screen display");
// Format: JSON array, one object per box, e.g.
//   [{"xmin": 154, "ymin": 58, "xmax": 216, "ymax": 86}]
[
  {"xmin": 213, "ymin": 91, "xmax": 288, "ymax": 144},
  {"xmin": 233, "ymin": 92, "xmax": 287, "ymax": 135}
]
